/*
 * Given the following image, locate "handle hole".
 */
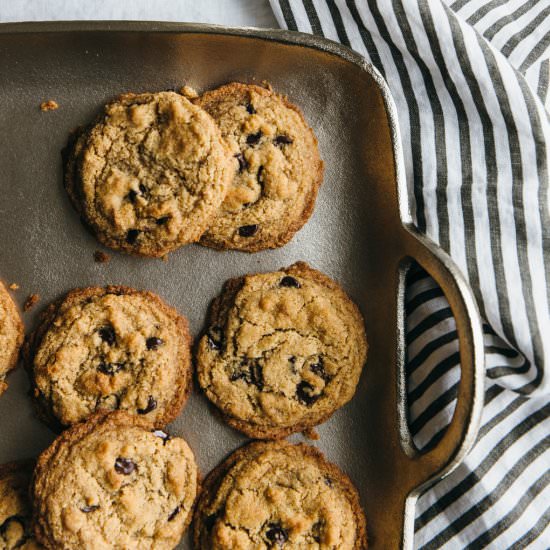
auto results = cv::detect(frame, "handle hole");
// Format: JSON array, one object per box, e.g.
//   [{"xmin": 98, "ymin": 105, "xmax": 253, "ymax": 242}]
[{"xmin": 400, "ymin": 260, "xmax": 460, "ymax": 455}]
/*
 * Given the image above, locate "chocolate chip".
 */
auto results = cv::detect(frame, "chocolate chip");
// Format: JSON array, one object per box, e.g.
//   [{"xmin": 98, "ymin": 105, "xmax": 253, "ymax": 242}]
[
  {"xmin": 310, "ymin": 357, "xmax": 331, "ymax": 382},
  {"xmin": 324, "ymin": 476, "xmax": 333, "ymax": 487},
  {"xmin": 115, "ymin": 457, "xmax": 137, "ymax": 475},
  {"xmin": 312, "ymin": 522, "xmax": 323, "ymax": 543},
  {"xmin": 207, "ymin": 327, "xmax": 224, "ymax": 350},
  {"xmin": 81, "ymin": 505, "xmax": 100, "ymax": 513},
  {"xmin": 238, "ymin": 224, "xmax": 258, "ymax": 237},
  {"xmin": 205, "ymin": 513, "xmax": 218, "ymax": 532},
  {"xmin": 235, "ymin": 153, "xmax": 248, "ymax": 172},
  {"xmin": 146, "ymin": 337, "xmax": 163, "ymax": 350},
  {"xmin": 266, "ymin": 524, "xmax": 288, "ymax": 546},
  {"xmin": 296, "ymin": 381, "xmax": 320, "ymax": 406},
  {"xmin": 126, "ymin": 229, "xmax": 140, "ymax": 244},
  {"xmin": 139, "ymin": 184, "xmax": 147, "ymax": 194},
  {"xmin": 289, "ymin": 356, "xmax": 296, "ymax": 363},
  {"xmin": 98, "ymin": 362, "xmax": 124, "ymax": 375},
  {"xmin": 127, "ymin": 190, "xmax": 138, "ymax": 203},
  {"xmin": 137, "ymin": 395, "xmax": 157, "ymax": 415},
  {"xmin": 156, "ymin": 216, "xmax": 170, "ymax": 225},
  {"xmin": 274, "ymin": 135, "xmax": 293, "ymax": 146},
  {"xmin": 98, "ymin": 325, "xmax": 116, "ymax": 345},
  {"xmin": 231, "ymin": 360, "xmax": 264, "ymax": 390},
  {"xmin": 152, "ymin": 429, "xmax": 170, "ymax": 443},
  {"xmin": 246, "ymin": 102, "xmax": 255, "ymax": 114},
  {"xmin": 280, "ymin": 276, "xmax": 300, "ymax": 288},
  {"xmin": 168, "ymin": 506, "xmax": 181, "ymax": 521},
  {"xmin": 246, "ymin": 131, "xmax": 262, "ymax": 145}
]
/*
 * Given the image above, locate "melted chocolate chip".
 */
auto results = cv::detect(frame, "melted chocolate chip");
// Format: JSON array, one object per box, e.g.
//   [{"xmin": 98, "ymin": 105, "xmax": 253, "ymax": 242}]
[
  {"xmin": 230, "ymin": 360, "xmax": 264, "ymax": 390},
  {"xmin": 168, "ymin": 506, "xmax": 181, "ymax": 521},
  {"xmin": 207, "ymin": 327, "xmax": 224, "ymax": 350},
  {"xmin": 127, "ymin": 190, "xmax": 138, "ymax": 203},
  {"xmin": 280, "ymin": 276, "xmax": 300, "ymax": 288},
  {"xmin": 152, "ymin": 429, "xmax": 170, "ymax": 443},
  {"xmin": 246, "ymin": 131, "xmax": 262, "ymax": 146},
  {"xmin": 146, "ymin": 337, "xmax": 163, "ymax": 350},
  {"xmin": 238, "ymin": 224, "xmax": 258, "ymax": 237},
  {"xmin": 246, "ymin": 102, "xmax": 255, "ymax": 114},
  {"xmin": 98, "ymin": 362, "xmax": 124, "ymax": 375},
  {"xmin": 296, "ymin": 381, "xmax": 320, "ymax": 406},
  {"xmin": 310, "ymin": 357, "xmax": 331, "ymax": 382},
  {"xmin": 312, "ymin": 522, "xmax": 323, "ymax": 543},
  {"xmin": 324, "ymin": 476, "xmax": 333, "ymax": 487},
  {"xmin": 235, "ymin": 153, "xmax": 248, "ymax": 172},
  {"xmin": 156, "ymin": 216, "xmax": 170, "ymax": 226},
  {"xmin": 115, "ymin": 457, "xmax": 137, "ymax": 475},
  {"xmin": 98, "ymin": 325, "xmax": 116, "ymax": 345},
  {"xmin": 81, "ymin": 505, "xmax": 100, "ymax": 513},
  {"xmin": 274, "ymin": 135, "xmax": 293, "ymax": 146},
  {"xmin": 266, "ymin": 524, "xmax": 288, "ymax": 546},
  {"xmin": 126, "ymin": 229, "xmax": 140, "ymax": 244},
  {"xmin": 137, "ymin": 395, "xmax": 157, "ymax": 415}
]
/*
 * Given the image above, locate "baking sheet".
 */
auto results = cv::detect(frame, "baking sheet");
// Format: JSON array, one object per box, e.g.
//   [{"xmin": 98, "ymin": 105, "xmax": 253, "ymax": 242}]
[{"xmin": 0, "ymin": 23, "xmax": 484, "ymax": 549}]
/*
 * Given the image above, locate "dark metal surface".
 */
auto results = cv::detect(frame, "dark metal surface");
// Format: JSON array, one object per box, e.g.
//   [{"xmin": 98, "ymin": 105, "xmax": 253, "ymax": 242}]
[{"xmin": 0, "ymin": 22, "xmax": 485, "ymax": 549}]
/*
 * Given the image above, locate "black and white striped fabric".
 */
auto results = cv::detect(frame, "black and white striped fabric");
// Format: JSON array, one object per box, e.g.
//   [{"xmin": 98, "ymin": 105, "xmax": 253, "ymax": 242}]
[{"xmin": 269, "ymin": 1, "xmax": 550, "ymax": 547}]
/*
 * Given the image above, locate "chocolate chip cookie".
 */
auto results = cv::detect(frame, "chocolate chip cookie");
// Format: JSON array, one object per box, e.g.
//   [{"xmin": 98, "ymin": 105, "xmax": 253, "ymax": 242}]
[
  {"xmin": 32, "ymin": 411, "xmax": 199, "ymax": 550},
  {"xmin": 196, "ymin": 262, "xmax": 367, "ymax": 438},
  {"xmin": 25, "ymin": 286, "xmax": 192, "ymax": 430},
  {"xmin": 195, "ymin": 83, "xmax": 324, "ymax": 251},
  {"xmin": 193, "ymin": 441, "xmax": 367, "ymax": 549},
  {"xmin": 0, "ymin": 281, "xmax": 23, "ymax": 396},
  {"xmin": 0, "ymin": 461, "xmax": 41, "ymax": 549},
  {"xmin": 65, "ymin": 91, "xmax": 234, "ymax": 257}
]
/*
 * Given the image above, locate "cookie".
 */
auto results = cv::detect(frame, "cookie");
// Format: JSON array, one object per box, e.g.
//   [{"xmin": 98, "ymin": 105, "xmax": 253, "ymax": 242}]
[
  {"xmin": 0, "ymin": 281, "xmax": 23, "ymax": 396},
  {"xmin": 195, "ymin": 83, "xmax": 323, "ymax": 251},
  {"xmin": 24, "ymin": 286, "xmax": 192, "ymax": 430},
  {"xmin": 196, "ymin": 262, "xmax": 367, "ymax": 438},
  {"xmin": 32, "ymin": 411, "xmax": 199, "ymax": 550},
  {"xmin": 193, "ymin": 441, "xmax": 367, "ymax": 549},
  {"xmin": 0, "ymin": 461, "xmax": 41, "ymax": 549},
  {"xmin": 65, "ymin": 91, "xmax": 234, "ymax": 257}
]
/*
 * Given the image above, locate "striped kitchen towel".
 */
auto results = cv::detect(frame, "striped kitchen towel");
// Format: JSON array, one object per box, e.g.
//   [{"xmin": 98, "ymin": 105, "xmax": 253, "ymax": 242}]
[{"xmin": 269, "ymin": 1, "xmax": 550, "ymax": 548}]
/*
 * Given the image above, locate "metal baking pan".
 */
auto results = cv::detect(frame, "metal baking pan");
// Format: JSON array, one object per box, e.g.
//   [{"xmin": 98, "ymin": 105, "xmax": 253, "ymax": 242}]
[{"xmin": 0, "ymin": 22, "xmax": 485, "ymax": 549}]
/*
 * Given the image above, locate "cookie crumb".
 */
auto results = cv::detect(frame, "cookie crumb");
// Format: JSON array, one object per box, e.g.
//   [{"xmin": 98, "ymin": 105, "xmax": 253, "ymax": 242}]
[
  {"xmin": 302, "ymin": 427, "xmax": 320, "ymax": 440},
  {"xmin": 180, "ymin": 85, "xmax": 199, "ymax": 99},
  {"xmin": 24, "ymin": 293, "xmax": 40, "ymax": 311},
  {"xmin": 40, "ymin": 100, "xmax": 59, "ymax": 112},
  {"xmin": 93, "ymin": 250, "xmax": 111, "ymax": 263},
  {"xmin": 161, "ymin": 255, "xmax": 169, "ymax": 262},
  {"xmin": 9, "ymin": 283, "xmax": 19, "ymax": 290},
  {"xmin": 261, "ymin": 80, "xmax": 273, "ymax": 91}
]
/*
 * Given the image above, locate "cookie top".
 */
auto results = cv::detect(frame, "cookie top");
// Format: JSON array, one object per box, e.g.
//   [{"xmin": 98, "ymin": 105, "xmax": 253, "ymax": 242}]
[
  {"xmin": 65, "ymin": 91, "xmax": 234, "ymax": 257},
  {"xmin": 0, "ymin": 281, "xmax": 23, "ymax": 396},
  {"xmin": 0, "ymin": 461, "xmax": 42, "ymax": 549},
  {"xmin": 193, "ymin": 441, "xmax": 367, "ymax": 549},
  {"xmin": 25, "ymin": 286, "xmax": 192, "ymax": 429},
  {"xmin": 196, "ymin": 262, "xmax": 367, "ymax": 438},
  {"xmin": 32, "ymin": 412, "xmax": 199, "ymax": 550},
  {"xmin": 195, "ymin": 83, "xmax": 323, "ymax": 252}
]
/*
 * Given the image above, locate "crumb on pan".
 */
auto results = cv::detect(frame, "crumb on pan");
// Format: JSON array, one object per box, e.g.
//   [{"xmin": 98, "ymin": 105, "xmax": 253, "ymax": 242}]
[
  {"xmin": 40, "ymin": 100, "xmax": 59, "ymax": 112},
  {"xmin": 9, "ymin": 282, "xmax": 19, "ymax": 290},
  {"xmin": 24, "ymin": 293, "xmax": 40, "ymax": 311},
  {"xmin": 303, "ymin": 427, "xmax": 320, "ymax": 440},
  {"xmin": 179, "ymin": 85, "xmax": 199, "ymax": 99},
  {"xmin": 261, "ymin": 80, "xmax": 273, "ymax": 91},
  {"xmin": 93, "ymin": 250, "xmax": 111, "ymax": 263}
]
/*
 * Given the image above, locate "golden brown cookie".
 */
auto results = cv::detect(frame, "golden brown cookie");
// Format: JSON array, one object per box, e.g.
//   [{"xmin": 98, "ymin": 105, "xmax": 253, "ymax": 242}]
[
  {"xmin": 24, "ymin": 286, "xmax": 192, "ymax": 430},
  {"xmin": 193, "ymin": 441, "xmax": 367, "ymax": 549},
  {"xmin": 0, "ymin": 461, "xmax": 42, "ymax": 549},
  {"xmin": 65, "ymin": 91, "xmax": 234, "ymax": 257},
  {"xmin": 32, "ymin": 411, "xmax": 199, "ymax": 550},
  {"xmin": 196, "ymin": 262, "xmax": 367, "ymax": 438},
  {"xmin": 0, "ymin": 281, "xmax": 23, "ymax": 396},
  {"xmin": 195, "ymin": 83, "xmax": 323, "ymax": 251}
]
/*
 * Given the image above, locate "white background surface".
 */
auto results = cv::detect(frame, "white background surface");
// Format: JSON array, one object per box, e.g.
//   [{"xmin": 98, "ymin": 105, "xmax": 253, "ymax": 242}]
[{"xmin": 0, "ymin": 0, "xmax": 277, "ymax": 27}]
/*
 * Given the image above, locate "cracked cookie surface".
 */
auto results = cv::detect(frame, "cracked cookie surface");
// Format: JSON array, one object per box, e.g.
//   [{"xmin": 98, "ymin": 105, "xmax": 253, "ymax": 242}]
[
  {"xmin": 65, "ymin": 91, "xmax": 234, "ymax": 257},
  {"xmin": 193, "ymin": 441, "xmax": 367, "ymax": 549},
  {"xmin": 0, "ymin": 281, "xmax": 23, "ymax": 396},
  {"xmin": 195, "ymin": 83, "xmax": 323, "ymax": 252},
  {"xmin": 25, "ymin": 286, "xmax": 192, "ymax": 429},
  {"xmin": 32, "ymin": 411, "xmax": 199, "ymax": 550},
  {"xmin": 0, "ymin": 461, "xmax": 42, "ymax": 549},
  {"xmin": 196, "ymin": 262, "xmax": 367, "ymax": 438}
]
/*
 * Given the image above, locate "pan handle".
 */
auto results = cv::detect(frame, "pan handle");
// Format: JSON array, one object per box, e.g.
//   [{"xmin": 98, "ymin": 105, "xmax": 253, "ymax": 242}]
[{"xmin": 400, "ymin": 227, "xmax": 485, "ymax": 491}]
